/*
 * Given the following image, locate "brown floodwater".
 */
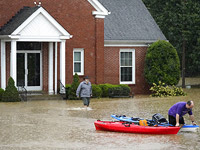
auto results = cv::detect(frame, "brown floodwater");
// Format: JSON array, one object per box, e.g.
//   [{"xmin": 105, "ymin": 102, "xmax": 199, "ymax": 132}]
[{"xmin": 0, "ymin": 89, "xmax": 200, "ymax": 150}]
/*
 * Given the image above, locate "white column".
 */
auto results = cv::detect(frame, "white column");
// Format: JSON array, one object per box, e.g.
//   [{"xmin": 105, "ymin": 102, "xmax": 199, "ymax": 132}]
[
  {"xmin": 54, "ymin": 42, "xmax": 57, "ymax": 94},
  {"xmin": 60, "ymin": 40, "xmax": 66, "ymax": 93},
  {"xmin": 1, "ymin": 41, "xmax": 6, "ymax": 89},
  {"xmin": 48, "ymin": 42, "xmax": 54, "ymax": 95},
  {"xmin": 10, "ymin": 40, "xmax": 17, "ymax": 86}
]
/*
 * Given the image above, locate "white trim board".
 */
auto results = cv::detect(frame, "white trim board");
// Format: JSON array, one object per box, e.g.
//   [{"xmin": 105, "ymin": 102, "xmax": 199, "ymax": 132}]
[
  {"xmin": 87, "ymin": 0, "xmax": 110, "ymax": 18},
  {"xmin": 104, "ymin": 40, "xmax": 155, "ymax": 47}
]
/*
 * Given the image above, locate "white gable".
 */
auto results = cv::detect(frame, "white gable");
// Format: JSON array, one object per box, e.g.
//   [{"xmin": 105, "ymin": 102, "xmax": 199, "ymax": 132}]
[
  {"xmin": 12, "ymin": 7, "xmax": 72, "ymax": 42},
  {"xmin": 19, "ymin": 13, "xmax": 62, "ymax": 36}
]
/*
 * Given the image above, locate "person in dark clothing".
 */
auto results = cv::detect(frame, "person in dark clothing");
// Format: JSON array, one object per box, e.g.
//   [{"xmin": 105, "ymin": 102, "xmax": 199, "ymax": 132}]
[
  {"xmin": 168, "ymin": 100, "xmax": 196, "ymax": 127},
  {"xmin": 76, "ymin": 76, "xmax": 92, "ymax": 108}
]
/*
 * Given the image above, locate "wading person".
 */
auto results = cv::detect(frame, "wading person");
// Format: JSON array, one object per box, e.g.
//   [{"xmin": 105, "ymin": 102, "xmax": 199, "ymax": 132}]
[
  {"xmin": 168, "ymin": 100, "xmax": 196, "ymax": 127},
  {"xmin": 76, "ymin": 76, "xmax": 92, "ymax": 109}
]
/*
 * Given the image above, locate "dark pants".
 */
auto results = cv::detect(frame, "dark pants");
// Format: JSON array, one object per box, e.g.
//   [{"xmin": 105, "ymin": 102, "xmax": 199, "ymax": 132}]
[
  {"xmin": 168, "ymin": 115, "xmax": 185, "ymax": 126},
  {"xmin": 82, "ymin": 97, "xmax": 90, "ymax": 106}
]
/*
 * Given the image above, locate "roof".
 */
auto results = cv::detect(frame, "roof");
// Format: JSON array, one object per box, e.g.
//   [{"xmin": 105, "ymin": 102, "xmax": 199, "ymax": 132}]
[
  {"xmin": 99, "ymin": 0, "xmax": 167, "ymax": 41},
  {"xmin": 0, "ymin": 6, "xmax": 40, "ymax": 35}
]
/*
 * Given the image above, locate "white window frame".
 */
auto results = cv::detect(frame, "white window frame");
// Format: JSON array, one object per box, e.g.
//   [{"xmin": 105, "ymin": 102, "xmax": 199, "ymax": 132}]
[
  {"xmin": 119, "ymin": 49, "xmax": 135, "ymax": 84},
  {"xmin": 73, "ymin": 48, "xmax": 84, "ymax": 75}
]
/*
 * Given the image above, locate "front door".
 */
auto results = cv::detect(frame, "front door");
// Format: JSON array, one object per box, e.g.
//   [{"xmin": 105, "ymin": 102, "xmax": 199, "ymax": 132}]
[{"xmin": 17, "ymin": 51, "xmax": 42, "ymax": 91}]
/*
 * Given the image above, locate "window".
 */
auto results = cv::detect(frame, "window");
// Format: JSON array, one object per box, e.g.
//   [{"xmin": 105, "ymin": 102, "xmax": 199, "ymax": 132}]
[
  {"xmin": 73, "ymin": 49, "xmax": 84, "ymax": 75},
  {"xmin": 120, "ymin": 49, "xmax": 135, "ymax": 84},
  {"xmin": 17, "ymin": 42, "xmax": 41, "ymax": 50}
]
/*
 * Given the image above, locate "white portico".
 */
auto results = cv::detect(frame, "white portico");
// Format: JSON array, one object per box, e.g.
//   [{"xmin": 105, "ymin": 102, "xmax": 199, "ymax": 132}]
[{"xmin": 0, "ymin": 6, "xmax": 72, "ymax": 94}]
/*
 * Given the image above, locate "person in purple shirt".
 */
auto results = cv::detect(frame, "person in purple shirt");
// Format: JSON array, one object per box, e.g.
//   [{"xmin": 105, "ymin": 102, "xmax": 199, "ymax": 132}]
[{"xmin": 168, "ymin": 100, "xmax": 196, "ymax": 127}]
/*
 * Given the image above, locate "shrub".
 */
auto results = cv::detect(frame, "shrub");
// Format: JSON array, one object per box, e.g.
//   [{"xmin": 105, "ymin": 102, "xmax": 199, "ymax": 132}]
[
  {"xmin": 150, "ymin": 81, "xmax": 186, "ymax": 97},
  {"xmin": 65, "ymin": 84, "xmax": 71, "ymax": 99},
  {"xmin": 119, "ymin": 84, "xmax": 131, "ymax": 96},
  {"xmin": 99, "ymin": 84, "xmax": 114, "ymax": 97},
  {"xmin": 108, "ymin": 85, "xmax": 131, "ymax": 98},
  {"xmin": 0, "ymin": 88, "xmax": 5, "ymax": 101},
  {"xmin": 1, "ymin": 77, "xmax": 20, "ymax": 102},
  {"xmin": 92, "ymin": 84, "xmax": 102, "ymax": 98},
  {"xmin": 144, "ymin": 40, "xmax": 181, "ymax": 86},
  {"xmin": 68, "ymin": 73, "xmax": 80, "ymax": 100}
]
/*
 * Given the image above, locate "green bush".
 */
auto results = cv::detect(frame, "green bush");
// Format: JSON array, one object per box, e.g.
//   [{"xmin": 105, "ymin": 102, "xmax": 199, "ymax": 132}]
[
  {"xmin": 108, "ymin": 85, "xmax": 131, "ymax": 98},
  {"xmin": 119, "ymin": 84, "xmax": 131, "ymax": 96},
  {"xmin": 0, "ymin": 88, "xmax": 5, "ymax": 101},
  {"xmin": 99, "ymin": 84, "xmax": 114, "ymax": 97},
  {"xmin": 65, "ymin": 84, "xmax": 71, "ymax": 99},
  {"xmin": 68, "ymin": 73, "xmax": 80, "ymax": 100},
  {"xmin": 1, "ymin": 77, "xmax": 20, "ymax": 102},
  {"xmin": 92, "ymin": 84, "xmax": 102, "ymax": 98},
  {"xmin": 144, "ymin": 40, "xmax": 181, "ymax": 86},
  {"xmin": 150, "ymin": 81, "xmax": 186, "ymax": 97},
  {"xmin": 66, "ymin": 82, "xmax": 131, "ymax": 99}
]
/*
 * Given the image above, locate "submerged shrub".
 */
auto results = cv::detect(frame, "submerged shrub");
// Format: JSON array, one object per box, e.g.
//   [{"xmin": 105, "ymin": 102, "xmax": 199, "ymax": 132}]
[
  {"xmin": 68, "ymin": 73, "xmax": 80, "ymax": 100},
  {"xmin": 65, "ymin": 84, "xmax": 71, "ymax": 99},
  {"xmin": 150, "ymin": 81, "xmax": 186, "ymax": 97},
  {"xmin": 99, "ymin": 84, "xmax": 114, "ymax": 97},
  {"xmin": 1, "ymin": 77, "xmax": 20, "ymax": 102},
  {"xmin": 92, "ymin": 84, "xmax": 102, "ymax": 98},
  {"xmin": 0, "ymin": 88, "xmax": 5, "ymax": 101},
  {"xmin": 108, "ymin": 84, "xmax": 131, "ymax": 98}
]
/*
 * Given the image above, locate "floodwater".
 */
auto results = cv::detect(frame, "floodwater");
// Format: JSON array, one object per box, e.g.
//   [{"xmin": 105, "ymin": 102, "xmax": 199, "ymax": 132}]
[{"xmin": 0, "ymin": 89, "xmax": 200, "ymax": 150}]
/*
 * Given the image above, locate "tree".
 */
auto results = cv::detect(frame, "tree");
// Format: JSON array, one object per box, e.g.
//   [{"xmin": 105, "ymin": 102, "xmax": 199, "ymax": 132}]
[
  {"xmin": 142, "ymin": 0, "xmax": 200, "ymax": 77},
  {"xmin": 144, "ymin": 40, "xmax": 181, "ymax": 86},
  {"xmin": 1, "ymin": 77, "xmax": 20, "ymax": 102}
]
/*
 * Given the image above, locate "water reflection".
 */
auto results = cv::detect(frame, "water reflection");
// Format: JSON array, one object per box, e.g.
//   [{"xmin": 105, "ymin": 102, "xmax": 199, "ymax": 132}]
[{"xmin": 0, "ymin": 89, "xmax": 200, "ymax": 149}]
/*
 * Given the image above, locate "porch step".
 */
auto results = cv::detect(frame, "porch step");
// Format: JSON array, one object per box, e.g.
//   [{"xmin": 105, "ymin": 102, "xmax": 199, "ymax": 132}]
[{"xmin": 27, "ymin": 94, "xmax": 64, "ymax": 101}]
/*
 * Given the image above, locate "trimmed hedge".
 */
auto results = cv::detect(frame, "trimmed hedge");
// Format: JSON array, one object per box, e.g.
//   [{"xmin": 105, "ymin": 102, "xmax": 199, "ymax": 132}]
[
  {"xmin": 92, "ymin": 84, "xmax": 102, "ymax": 98},
  {"xmin": 144, "ymin": 40, "xmax": 181, "ymax": 86},
  {"xmin": 99, "ymin": 84, "xmax": 114, "ymax": 97},
  {"xmin": 66, "ymin": 83, "xmax": 131, "ymax": 99},
  {"xmin": 108, "ymin": 85, "xmax": 131, "ymax": 98}
]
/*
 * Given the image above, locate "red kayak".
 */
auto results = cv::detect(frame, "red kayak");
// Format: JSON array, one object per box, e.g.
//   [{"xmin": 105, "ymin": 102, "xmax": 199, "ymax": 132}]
[{"xmin": 94, "ymin": 120, "xmax": 180, "ymax": 134}]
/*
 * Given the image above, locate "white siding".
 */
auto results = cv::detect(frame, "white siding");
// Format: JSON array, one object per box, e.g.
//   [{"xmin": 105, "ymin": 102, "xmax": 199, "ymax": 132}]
[{"xmin": 19, "ymin": 13, "xmax": 62, "ymax": 37}]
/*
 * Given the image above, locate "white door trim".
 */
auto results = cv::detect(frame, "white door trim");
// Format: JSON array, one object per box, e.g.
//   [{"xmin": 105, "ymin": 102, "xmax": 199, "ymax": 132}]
[{"xmin": 17, "ymin": 50, "xmax": 43, "ymax": 91}]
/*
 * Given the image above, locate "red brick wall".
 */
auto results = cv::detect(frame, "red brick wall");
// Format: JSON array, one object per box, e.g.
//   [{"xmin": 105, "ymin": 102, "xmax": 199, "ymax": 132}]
[
  {"xmin": 104, "ymin": 46, "xmax": 150, "ymax": 94},
  {"xmin": 95, "ymin": 18, "xmax": 104, "ymax": 84},
  {"xmin": 0, "ymin": 0, "xmax": 98, "ymax": 85},
  {"xmin": 0, "ymin": 0, "xmax": 150, "ymax": 94}
]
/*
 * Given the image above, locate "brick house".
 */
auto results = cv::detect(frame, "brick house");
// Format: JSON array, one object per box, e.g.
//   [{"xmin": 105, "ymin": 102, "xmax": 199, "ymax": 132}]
[{"xmin": 0, "ymin": 0, "xmax": 166, "ymax": 95}]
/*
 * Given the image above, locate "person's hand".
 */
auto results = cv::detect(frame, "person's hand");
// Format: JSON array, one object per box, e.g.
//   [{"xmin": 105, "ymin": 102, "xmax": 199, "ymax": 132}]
[
  {"xmin": 175, "ymin": 123, "xmax": 179, "ymax": 127},
  {"xmin": 192, "ymin": 121, "xmax": 196, "ymax": 125}
]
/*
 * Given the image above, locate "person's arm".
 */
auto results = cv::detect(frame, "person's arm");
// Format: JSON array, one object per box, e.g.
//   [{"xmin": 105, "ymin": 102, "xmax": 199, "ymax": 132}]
[
  {"xmin": 175, "ymin": 114, "xmax": 180, "ymax": 127},
  {"xmin": 189, "ymin": 115, "xmax": 196, "ymax": 125},
  {"xmin": 76, "ymin": 83, "xmax": 82, "ymax": 97}
]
